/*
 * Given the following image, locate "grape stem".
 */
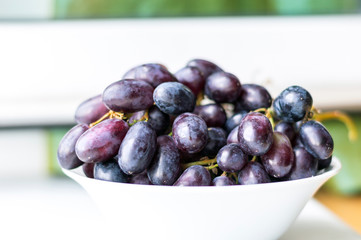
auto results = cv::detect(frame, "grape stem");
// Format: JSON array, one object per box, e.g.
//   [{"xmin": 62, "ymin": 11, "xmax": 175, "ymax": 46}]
[
  {"xmin": 181, "ymin": 158, "xmax": 217, "ymax": 169},
  {"xmin": 89, "ymin": 111, "xmax": 112, "ymax": 127},
  {"xmin": 205, "ymin": 164, "xmax": 218, "ymax": 170},
  {"xmin": 251, "ymin": 156, "xmax": 257, "ymax": 162},
  {"xmin": 196, "ymin": 91, "xmax": 204, "ymax": 106},
  {"xmin": 314, "ymin": 110, "xmax": 358, "ymax": 141}
]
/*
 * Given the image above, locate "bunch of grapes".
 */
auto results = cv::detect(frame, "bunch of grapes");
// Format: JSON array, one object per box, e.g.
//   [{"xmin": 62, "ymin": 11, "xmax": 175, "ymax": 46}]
[{"xmin": 58, "ymin": 59, "xmax": 344, "ymax": 186}]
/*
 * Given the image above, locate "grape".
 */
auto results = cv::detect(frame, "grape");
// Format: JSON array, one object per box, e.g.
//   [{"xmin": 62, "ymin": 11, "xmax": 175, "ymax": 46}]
[
  {"xmin": 153, "ymin": 82, "xmax": 195, "ymax": 115},
  {"xmin": 225, "ymin": 111, "xmax": 248, "ymax": 133},
  {"xmin": 57, "ymin": 124, "xmax": 88, "ymax": 169},
  {"xmin": 173, "ymin": 165, "xmax": 211, "ymax": 186},
  {"xmin": 274, "ymin": 121, "xmax": 297, "ymax": 143},
  {"xmin": 227, "ymin": 126, "xmax": 240, "ymax": 145},
  {"xmin": 261, "ymin": 132, "xmax": 295, "ymax": 178},
  {"xmin": 94, "ymin": 159, "xmax": 129, "ymax": 183},
  {"xmin": 75, "ymin": 119, "xmax": 129, "ymax": 163},
  {"xmin": 273, "ymin": 85, "xmax": 313, "ymax": 122},
  {"xmin": 128, "ymin": 106, "xmax": 170, "ymax": 135},
  {"xmin": 147, "ymin": 135, "xmax": 181, "ymax": 185},
  {"xmin": 212, "ymin": 176, "xmax": 235, "ymax": 186},
  {"xmin": 174, "ymin": 66, "xmax": 205, "ymax": 96},
  {"xmin": 123, "ymin": 63, "xmax": 177, "ymax": 88},
  {"xmin": 103, "ymin": 79, "xmax": 154, "ymax": 113},
  {"xmin": 292, "ymin": 134, "xmax": 304, "ymax": 147},
  {"xmin": 238, "ymin": 112, "xmax": 273, "ymax": 156},
  {"xmin": 82, "ymin": 162, "xmax": 95, "ymax": 178},
  {"xmin": 193, "ymin": 104, "xmax": 227, "ymax": 128},
  {"xmin": 216, "ymin": 143, "xmax": 248, "ymax": 172},
  {"xmin": 234, "ymin": 84, "xmax": 272, "ymax": 111},
  {"xmin": 299, "ymin": 120, "xmax": 334, "ymax": 160},
  {"xmin": 318, "ymin": 156, "xmax": 332, "ymax": 170},
  {"xmin": 172, "ymin": 113, "xmax": 208, "ymax": 154},
  {"xmin": 129, "ymin": 171, "xmax": 152, "ymax": 185},
  {"xmin": 75, "ymin": 94, "xmax": 108, "ymax": 125},
  {"xmin": 200, "ymin": 128, "xmax": 227, "ymax": 158},
  {"xmin": 238, "ymin": 161, "xmax": 271, "ymax": 185},
  {"xmin": 117, "ymin": 122, "xmax": 157, "ymax": 175},
  {"xmin": 186, "ymin": 59, "xmax": 223, "ymax": 78},
  {"xmin": 288, "ymin": 146, "xmax": 318, "ymax": 180},
  {"xmin": 204, "ymin": 72, "xmax": 242, "ymax": 103}
]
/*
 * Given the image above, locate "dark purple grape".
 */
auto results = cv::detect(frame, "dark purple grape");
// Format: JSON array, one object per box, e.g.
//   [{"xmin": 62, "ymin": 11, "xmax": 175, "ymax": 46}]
[
  {"xmin": 153, "ymin": 82, "xmax": 195, "ymax": 115},
  {"xmin": 318, "ymin": 156, "xmax": 332, "ymax": 170},
  {"xmin": 94, "ymin": 159, "xmax": 129, "ymax": 183},
  {"xmin": 82, "ymin": 162, "xmax": 95, "ymax": 178},
  {"xmin": 261, "ymin": 132, "xmax": 295, "ymax": 178},
  {"xmin": 103, "ymin": 79, "xmax": 154, "ymax": 113},
  {"xmin": 273, "ymin": 85, "xmax": 313, "ymax": 122},
  {"xmin": 238, "ymin": 161, "xmax": 271, "ymax": 185},
  {"xmin": 299, "ymin": 120, "xmax": 334, "ymax": 160},
  {"xmin": 193, "ymin": 104, "xmax": 227, "ymax": 128},
  {"xmin": 172, "ymin": 113, "xmax": 208, "ymax": 154},
  {"xmin": 204, "ymin": 72, "xmax": 242, "ymax": 103},
  {"xmin": 200, "ymin": 128, "xmax": 227, "ymax": 158},
  {"xmin": 173, "ymin": 165, "xmax": 211, "ymax": 186},
  {"xmin": 174, "ymin": 66, "xmax": 205, "ymax": 96},
  {"xmin": 75, "ymin": 119, "xmax": 129, "ymax": 163},
  {"xmin": 123, "ymin": 63, "xmax": 177, "ymax": 88},
  {"xmin": 129, "ymin": 171, "xmax": 152, "ymax": 185},
  {"xmin": 238, "ymin": 112, "xmax": 273, "ymax": 156},
  {"xmin": 147, "ymin": 135, "xmax": 181, "ymax": 185},
  {"xmin": 227, "ymin": 126, "xmax": 240, "ymax": 145},
  {"xmin": 57, "ymin": 124, "xmax": 88, "ymax": 169},
  {"xmin": 186, "ymin": 59, "xmax": 223, "ymax": 78},
  {"xmin": 75, "ymin": 94, "xmax": 108, "ymax": 125},
  {"xmin": 117, "ymin": 122, "xmax": 157, "ymax": 175},
  {"xmin": 288, "ymin": 146, "xmax": 318, "ymax": 180},
  {"xmin": 234, "ymin": 84, "xmax": 272, "ymax": 111},
  {"xmin": 216, "ymin": 143, "xmax": 248, "ymax": 172},
  {"xmin": 212, "ymin": 176, "xmax": 235, "ymax": 186},
  {"xmin": 225, "ymin": 111, "xmax": 248, "ymax": 133},
  {"xmin": 274, "ymin": 121, "xmax": 296, "ymax": 142}
]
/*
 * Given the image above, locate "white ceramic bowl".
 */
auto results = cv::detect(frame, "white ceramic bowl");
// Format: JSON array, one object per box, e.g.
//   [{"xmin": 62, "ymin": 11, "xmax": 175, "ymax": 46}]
[{"xmin": 63, "ymin": 157, "xmax": 341, "ymax": 240}]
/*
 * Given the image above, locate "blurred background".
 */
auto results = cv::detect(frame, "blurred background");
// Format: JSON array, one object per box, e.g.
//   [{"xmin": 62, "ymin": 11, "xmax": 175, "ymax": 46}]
[{"xmin": 1, "ymin": 0, "xmax": 361, "ymax": 236}]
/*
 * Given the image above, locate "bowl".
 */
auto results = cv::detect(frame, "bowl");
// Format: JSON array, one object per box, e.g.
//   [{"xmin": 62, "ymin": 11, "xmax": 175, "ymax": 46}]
[{"xmin": 62, "ymin": 157, "xmax": 341, "ymax": 240}]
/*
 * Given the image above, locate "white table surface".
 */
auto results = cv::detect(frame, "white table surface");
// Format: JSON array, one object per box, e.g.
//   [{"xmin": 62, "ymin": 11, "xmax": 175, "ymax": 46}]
[{"xmin": 0, "ymin": 178, "xmax": 360, "ymax": 240}]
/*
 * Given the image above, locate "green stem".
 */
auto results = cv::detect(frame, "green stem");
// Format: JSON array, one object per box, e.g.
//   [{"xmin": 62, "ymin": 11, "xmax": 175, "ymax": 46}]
[{"xmin": 181, "ymin": 158, "xmax": 217, "ymax": 169}]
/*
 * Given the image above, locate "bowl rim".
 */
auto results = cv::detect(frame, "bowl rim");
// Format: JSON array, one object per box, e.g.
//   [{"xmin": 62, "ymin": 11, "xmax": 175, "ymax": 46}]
[{"xmin": 62, "ymin": 157, "xmax": 341, "ymax": 191}]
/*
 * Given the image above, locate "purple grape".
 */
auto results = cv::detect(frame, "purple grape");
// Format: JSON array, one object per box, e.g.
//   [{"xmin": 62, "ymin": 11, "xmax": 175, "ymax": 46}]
[
  {"xmin": 186, "ymin": 59, "xmax": 223, "ymax": 78},
  {"xmin": 299, "ymin": 120, "xmax": 334, "ymax": 160},
  {"xmin": 274, "ymin": 121, "xmax": 296, "ymax": 142},
  {"xmin": 103, "ymin": 79, "xmax": 154, "ymax": 113},
  {"xmin": 117, "ymin": 122, "xmax": 157, "ymax": 175},
  {"xmin": 147, "ymin": 135, "xmax": 181, "ymax": 185},
  {"xmin": 238, "ymin": 112, "xmax": 273, "ymax": 156},
  {"xmin": 288, "ymin": 146, "xmax": 318, "ymax": 180},
  {"xmin": 234, "ymin": 84, "xmax": 272, "ymax": 111},
  {"xmin": 75, "ymin": 119, "xmax": 129, "ymax": 163},
  {"xmin": 261, "ymin": 132, "xmax": 295, "ymax": 178},
  {"xmin": 200, "ymin": 128, "xmax": 227, "ymax": 158},
  {"xmin": 94, "ymin": 159, "xmax": 129, "ymax": 183},
  {"xmin": 82, "ymin": 162, "xmax": 95, "ymax": 178},
  {"xmin": 129, "ymin": 171, "xmax": 152, "ymax": 185},
  {"xmin": 193, "ymin": 104, "xmax": 227, "ymax": 128},
  {"xmin": 172, "ymin": 113, "xmax": 208, "ymax": 154},
  {"xmin": 153, "ymin": 82, "xmax": 195, "ymax": 115},
  {"xmin": 74, "ymin": 94, "xmax": 108, "ymax": 125},
  {"xmin": 174, "ymin": 66, "xmax": 205, "ymax": 96},
  {"xmin": 204, "ymin": 72, "xmax": 242, "ymax": 103},
  {"xmin": 225, "ymin": 111, "xmax": 248, "ymax": 133},
  {"xmin": 123, "ymin": 63, "xmax": 177, "ymax": 88},
  {"xmin": 273, "ymin": 85, "xmax": 313, "ymax": 122},
  {"xmin": 238, "ymin": 161, "xmax": 271, "ymax": 185},
  {"xmin": 173, "ymin": 165, "xmax": 211, "ymax": 186},
  {"xmin": 212, "ymin": 176, "xmax": 235, "ymax": 186},
  {"xmin": 57, "ymin": 124, "xmax": 88, "ymax": 169},
  {"xmin": 217, "ymin": 143, "xmax": 248, "ymax": 172},
  {"xmin": 227, "ymin": 126, "xmax": 240, "ymax": 145}
]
